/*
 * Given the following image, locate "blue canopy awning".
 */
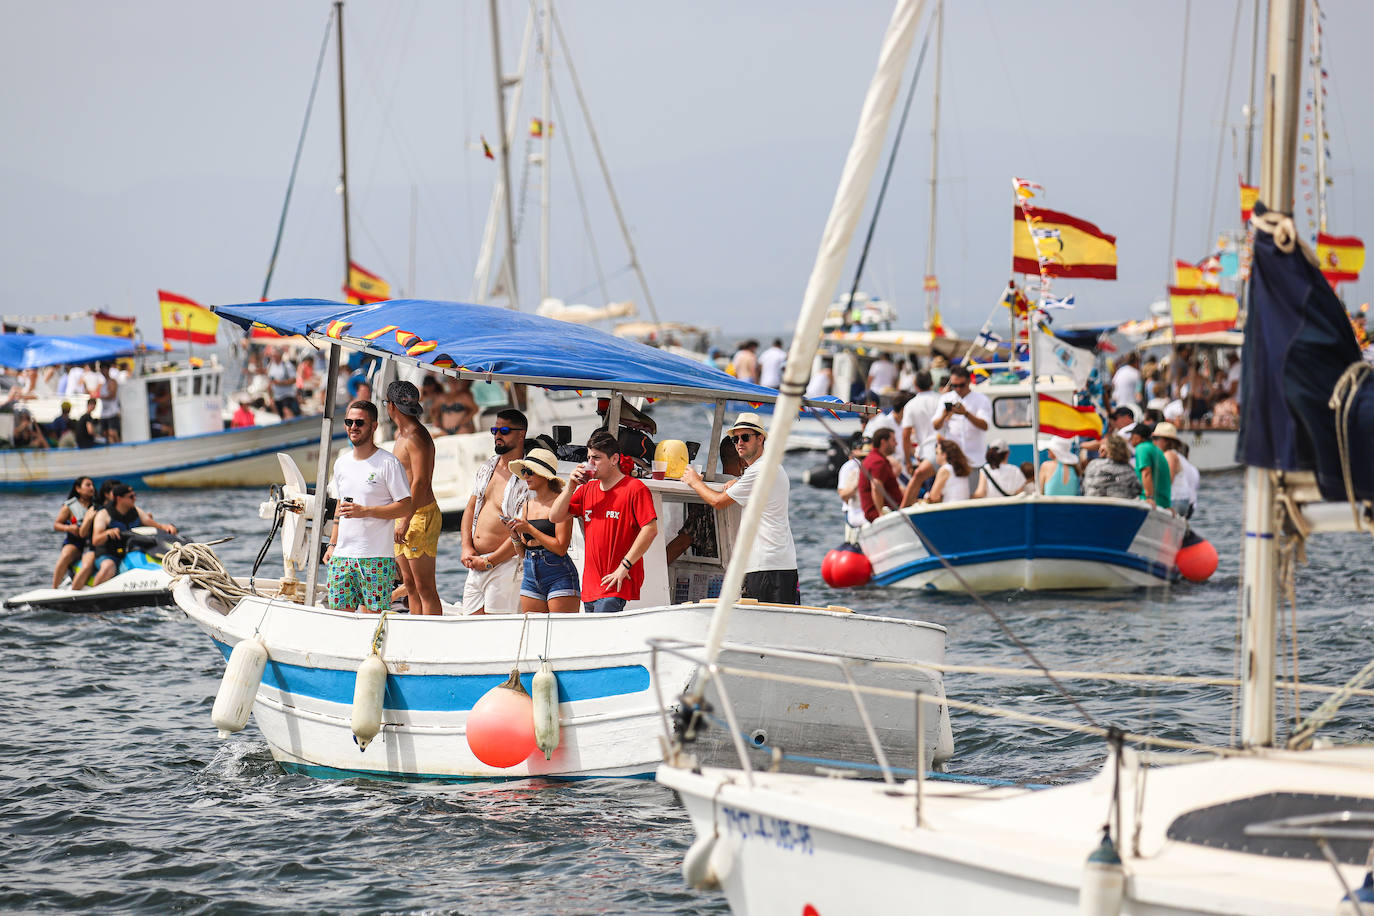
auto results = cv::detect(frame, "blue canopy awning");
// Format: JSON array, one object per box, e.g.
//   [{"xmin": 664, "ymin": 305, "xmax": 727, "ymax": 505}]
[
  {"xmin": 0, "ymin": 333, "xmax": 138, "ymax": 369},
  {"xmin": 215, "ymin": 298, "xmax": 845, "ymax": 408}
]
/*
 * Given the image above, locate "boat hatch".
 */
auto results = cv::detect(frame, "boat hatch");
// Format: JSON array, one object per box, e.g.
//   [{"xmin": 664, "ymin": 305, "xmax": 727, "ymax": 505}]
[{"xmin": 1166, "ymin": 792, "xmax": 1374, "ymax": 864}]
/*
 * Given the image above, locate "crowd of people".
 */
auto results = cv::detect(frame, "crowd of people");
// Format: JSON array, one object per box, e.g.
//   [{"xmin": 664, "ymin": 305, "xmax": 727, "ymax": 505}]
[
  {"xmin": 49, "ymin": 477, "xmax": 178, "ymax": 590},
  {"xmin": 3, "ymin": 361, "xmax": 126, "ymax": 449},
  {"xmin": 320, "ymin": 378, "xmax": 801, "ymax": 616},
  {"xmin": 1107, "ymin": 348, "xmax": 1239, "ymax": 430}
]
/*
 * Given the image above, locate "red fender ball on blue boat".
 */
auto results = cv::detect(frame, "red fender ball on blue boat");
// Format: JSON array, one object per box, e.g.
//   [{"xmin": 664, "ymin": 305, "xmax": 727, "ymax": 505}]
[{"xmin": 466, "ymin": 675, "xmax": 538, "ymax": 768}]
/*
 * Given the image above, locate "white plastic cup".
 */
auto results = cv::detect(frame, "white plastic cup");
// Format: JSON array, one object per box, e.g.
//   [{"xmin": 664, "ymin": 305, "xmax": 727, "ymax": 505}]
[{"xmin": 651, "ymin": 460, "xmax": 667, "ymax": 480}]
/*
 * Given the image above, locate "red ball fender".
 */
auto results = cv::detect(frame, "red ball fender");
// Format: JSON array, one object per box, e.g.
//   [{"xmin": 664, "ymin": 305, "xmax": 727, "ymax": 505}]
[
  {"xmin": 822, "ymin": 546, "xmax": 872, "ymax": 588},
  {"xmin": 1176, "ymin": 537, "xmax": 1219, "ymax": 582}
]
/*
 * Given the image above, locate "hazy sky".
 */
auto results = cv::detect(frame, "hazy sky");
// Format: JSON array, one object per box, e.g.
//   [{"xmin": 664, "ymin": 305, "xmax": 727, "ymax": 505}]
[{"xmin": 4, "ymin": 0, "xmax": 1372, "ymax": 342}]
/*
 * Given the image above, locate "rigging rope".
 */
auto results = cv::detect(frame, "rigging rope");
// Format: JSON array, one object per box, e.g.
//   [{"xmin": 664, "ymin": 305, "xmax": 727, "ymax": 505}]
[{"xmin": 162, "ymin": 542, "xmax": 254, "ymax": 610}]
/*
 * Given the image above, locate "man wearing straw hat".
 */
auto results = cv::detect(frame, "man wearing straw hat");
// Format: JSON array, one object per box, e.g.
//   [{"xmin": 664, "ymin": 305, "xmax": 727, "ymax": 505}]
[{"xmin": 681, "ymin": 412, "xmax": 799, "ymax": 605}]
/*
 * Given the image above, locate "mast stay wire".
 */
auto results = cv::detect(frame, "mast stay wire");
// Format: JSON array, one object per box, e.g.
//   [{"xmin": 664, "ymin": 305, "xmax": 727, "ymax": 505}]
[
  {"xmin": 261, "ymin": 7, "xmax": 336, "ymax": 302},
  {"xmin": 548, "ymin": 4, "xmax": 660, "ymax": 325},
  {"xmin": 1204, "ymin": 0, "xmax": 1246, "ymax": 254},
  {"xmin": 551, "ymin": 81, "xmax": 611, "ymax": 306},
  {"xmin": 843, "ymin": 13, "xmax": 935, "ymax": 316}
]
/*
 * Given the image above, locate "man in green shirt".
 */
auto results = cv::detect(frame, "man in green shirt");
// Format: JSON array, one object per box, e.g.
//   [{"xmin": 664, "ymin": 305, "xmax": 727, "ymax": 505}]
[{"xmin": 1128, "ymin": 423, "xmax": 1172, "ymax": 509}]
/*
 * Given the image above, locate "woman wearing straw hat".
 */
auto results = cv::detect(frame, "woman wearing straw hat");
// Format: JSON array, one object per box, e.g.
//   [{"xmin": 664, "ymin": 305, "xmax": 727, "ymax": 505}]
[
  {"xmin": 504, "ymin": 448, "xmax": 582, "ymax": 614},
  {"xmin": 1037, "ymin": 436, "xmax": 1081, "ymax": 497}
]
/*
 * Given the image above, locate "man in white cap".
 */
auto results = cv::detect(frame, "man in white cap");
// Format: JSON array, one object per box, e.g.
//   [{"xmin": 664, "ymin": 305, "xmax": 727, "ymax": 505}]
[{"xmin": 681, "ymin": 412, "xmax": 799, "ymax": 604}]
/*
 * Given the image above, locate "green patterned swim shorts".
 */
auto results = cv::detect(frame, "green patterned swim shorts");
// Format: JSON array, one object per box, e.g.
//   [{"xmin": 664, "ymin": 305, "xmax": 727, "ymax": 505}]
[{"xmin": 326, "ymin": 556, "xmax": 398, "ymax": 611}]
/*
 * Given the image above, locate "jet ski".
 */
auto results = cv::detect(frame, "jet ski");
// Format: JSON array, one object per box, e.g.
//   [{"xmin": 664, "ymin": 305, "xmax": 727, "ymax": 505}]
[{"xmin": 4, "ymin": 527, "xmax": 188, "ymax": 612}]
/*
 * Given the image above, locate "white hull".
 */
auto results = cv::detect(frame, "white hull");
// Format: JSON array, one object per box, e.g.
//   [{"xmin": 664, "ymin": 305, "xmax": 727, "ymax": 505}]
[
  {"xmin": 176, "ymin": 580, "xmax": 952, "ymax": 780},
  {"xmin": 1, "ymin": 417, "xmax": 342, "ymax": 490},
  {"xmin": 662, "ymin": 746, "xmax": 1374, "ymax": 915},
  {"xmin": 4, "ymin": 568, "xmax": 171, "ymax": 611},
  {"xmin": 1176, "ymin": 427, "xmax": 1240, "ymax": 472}
]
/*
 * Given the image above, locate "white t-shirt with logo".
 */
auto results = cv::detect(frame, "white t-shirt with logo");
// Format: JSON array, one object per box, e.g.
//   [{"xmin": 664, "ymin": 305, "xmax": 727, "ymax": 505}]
[
  {"xmin": 727, "ymin": 462, "xmax": 797, "ymax": 572},
  {"xmin": 330, "ymin": 448, "xmax": 411, "ymax": 558}
]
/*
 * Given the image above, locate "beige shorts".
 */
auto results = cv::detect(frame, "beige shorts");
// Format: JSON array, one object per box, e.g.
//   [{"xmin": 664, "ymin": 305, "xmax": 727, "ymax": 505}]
[{"xmin": 458, "ymin": 556, "xmax": 521, "ymax": 615}]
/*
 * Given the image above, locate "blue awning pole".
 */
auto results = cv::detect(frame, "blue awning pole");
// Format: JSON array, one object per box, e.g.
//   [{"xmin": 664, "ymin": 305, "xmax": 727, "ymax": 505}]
[{"xmin": 305, "ymin": 342, "xmax": 342, "ymax": 606}]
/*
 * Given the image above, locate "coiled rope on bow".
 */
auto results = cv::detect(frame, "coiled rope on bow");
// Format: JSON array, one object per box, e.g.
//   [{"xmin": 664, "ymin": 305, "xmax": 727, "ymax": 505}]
[{"xmin": 163, "ymin": 542, "xmax": 253, "ymax": 609}]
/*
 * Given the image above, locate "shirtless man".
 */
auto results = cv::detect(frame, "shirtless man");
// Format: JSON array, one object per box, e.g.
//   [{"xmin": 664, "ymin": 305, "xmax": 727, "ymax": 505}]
[
  {"xmin": 459, "ymin": 408, "xmax": 530, "ymax": 614},
  {"xmin": 385, "ymin": 380, "xmax": 441, "ymax": 614}
]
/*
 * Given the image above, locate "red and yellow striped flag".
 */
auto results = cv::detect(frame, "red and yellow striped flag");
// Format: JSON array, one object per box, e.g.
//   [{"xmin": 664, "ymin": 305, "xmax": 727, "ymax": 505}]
[
  {"xmin": 1037, "ymin": 393, "xmax": 1104, "ymax": 440},
  {"xmin": 1239, "ymin": 182, "xmax": 1259, "ymax": 223},
  {"xmin": 94, "ymin": 311, "xmax": 136, "ymax": 339},
  {"xmin": 159, "ymin": 290, "xmax": 218, "ymax": 346},
  {"xmin": 1013, "ymin": 205, "xmax": 1117, "ymax": 280},
  {"xmin": 1316, "ymin": 233, "xmax": 1365, "ymax": 284},
  {"xmin": 1168, "ymin": 287, "xmax": 1239, "ymax": 335},
  {"xmin": 344, "ymin": 262, "xmax": 390, "ymax": 304},
  {"xmin": 1173, "ymin": 260, "xmax": 1202, "ymax": 288}
]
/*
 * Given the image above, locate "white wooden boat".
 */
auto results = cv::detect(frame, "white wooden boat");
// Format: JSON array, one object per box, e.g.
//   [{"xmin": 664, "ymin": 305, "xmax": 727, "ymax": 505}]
[{"xmin": 169, "ymin": 296, "xmax": 948, "ymax": 781}]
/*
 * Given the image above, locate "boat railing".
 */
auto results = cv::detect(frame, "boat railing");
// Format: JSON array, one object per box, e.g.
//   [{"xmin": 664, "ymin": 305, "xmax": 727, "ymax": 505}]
[
  {"xmin": 650, "ymin": 636, "xmax": 1374, "ymax": 823},
  {"xmin": 1245, "ymin": 812, "xmax": 1374, "ymax": 906}
]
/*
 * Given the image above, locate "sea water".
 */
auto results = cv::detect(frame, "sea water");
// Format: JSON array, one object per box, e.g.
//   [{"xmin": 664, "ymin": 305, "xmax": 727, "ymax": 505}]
[{"xmin": 2, "ymin": 408, "xmax": 1371, "ymax": 912}]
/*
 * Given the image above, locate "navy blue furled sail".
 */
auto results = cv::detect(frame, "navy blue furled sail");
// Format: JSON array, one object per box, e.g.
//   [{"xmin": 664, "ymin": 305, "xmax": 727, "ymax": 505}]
[
  {"xmin": 1239, "ymin": 208, "xmax": 1374, "ymax": 501},
  {"xmin": 214, "ymin": 298, "xmax": 795, "ymax": 404},
  {"xmin": 0, "ymin": 333, "xmax": 138, "ymax": 369}
]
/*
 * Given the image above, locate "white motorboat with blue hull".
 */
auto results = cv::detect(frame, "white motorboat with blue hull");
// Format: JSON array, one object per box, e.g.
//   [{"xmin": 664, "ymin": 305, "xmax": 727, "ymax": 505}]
[
  {"xmin": 169, "ymin": 296, "xmax": 952, "ymax": 782},
  {"xmin": 859, "ymin": 495, "xmax": 1188, "ymax": 592}
]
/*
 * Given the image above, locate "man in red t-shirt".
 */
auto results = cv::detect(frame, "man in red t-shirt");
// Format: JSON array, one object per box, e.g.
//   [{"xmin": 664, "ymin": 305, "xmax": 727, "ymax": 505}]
[
  {"xmin": 550, "ymin": 429, "xmax": 660, "ymax": 612},
  {"xmin": 859, "ymin": 428, "xmax": 902, "ymax": 522}
]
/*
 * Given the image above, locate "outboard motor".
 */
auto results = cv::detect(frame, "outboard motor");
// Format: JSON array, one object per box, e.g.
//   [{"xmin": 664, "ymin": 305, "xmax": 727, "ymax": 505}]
[{"xmin": 803, "ymin": 436, "xmax": 850, "ymax": 490}]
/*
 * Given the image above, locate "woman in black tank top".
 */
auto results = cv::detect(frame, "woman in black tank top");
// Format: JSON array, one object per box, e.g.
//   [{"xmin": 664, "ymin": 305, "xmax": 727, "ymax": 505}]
[
  {"xmin": 504, "ymin": 448, "xmax": 582, "ymax": 613},
  {"xmin": 52, "ymin": 476, "xmax": 96, "ymax": 589}
]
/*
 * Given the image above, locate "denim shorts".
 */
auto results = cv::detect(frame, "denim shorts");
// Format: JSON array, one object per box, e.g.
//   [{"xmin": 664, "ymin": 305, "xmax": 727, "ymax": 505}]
[
  {"xmin": 583, "ymin": 596, "xmax": 627, "ymax": 614},
  {"xmin": 520, "ymin": 549, "xmax": 581, "ymax": 601}
]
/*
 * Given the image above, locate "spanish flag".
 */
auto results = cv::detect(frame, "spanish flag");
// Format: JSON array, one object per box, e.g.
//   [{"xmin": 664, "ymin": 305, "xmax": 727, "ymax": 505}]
[
  {"xmin": 159, "ymin": 290, "xmax": 219, "ymax": 346},
  {"xmin": 94, "ymin": 311, "xmax": 136, "ymax": 339},
  {"xmin": 1168, "ymin": 287, "xmax": 1239, "ymax": 335},
  {"xmin": 1038, "ymin": 393, "xmax": 1104, "ymax": 439},
  {"xmin": 1013, "ymin": 205, "xmax": 1118, "ymax": 280},
  {"xmin": 1239, "ymin": 181, "xmax": 1259, "ymax": 223},
  {"xmin": 344, "ymin": 261, "xmax": 390, "ymax": 304},
  {"xmin": 1316, "ymin": 232, "xmax": 1365, "ymax": 285},
  {"xmin": 1174, "ymin": 259, "xmax": 1203, "ymax": 288},
  {"xmin": 930, "ymin": 307, "xmax": 948, "ymax": 338}
]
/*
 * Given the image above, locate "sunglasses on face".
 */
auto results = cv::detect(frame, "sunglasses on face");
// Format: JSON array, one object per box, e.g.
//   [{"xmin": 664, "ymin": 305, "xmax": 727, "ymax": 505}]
[
  {"xmin": 343, "ymin": 418, "xmax": 369, "ymax": 428},
  {"xmin": 518, "ymin": 468, "xmax": 535, "ymax": 478},
  {"xmin": 490, "ymin": 426, "xmax": 526, "ymax": 436},
  {"xmin": 730, "ymin": 433, "xmax": 757, "ymax": 444}
]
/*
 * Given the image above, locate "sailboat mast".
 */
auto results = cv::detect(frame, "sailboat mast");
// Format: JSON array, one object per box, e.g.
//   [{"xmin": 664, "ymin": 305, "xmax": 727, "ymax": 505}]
[
  {"xmin": 335, "ymin": 0, "xmax": 353, "ymax": 285},
  {"xmin": 1240, "ymin": 0, "xmax": 1305, "ymax": 749},
  {"xmin": 539, "ymin": 0, "xmax": 553, "ymax": 305},
  {"xmin": 1310, "ymin": 0, "xmax": 1327, "ymax": 234},
  {"xmin": 1243, "ymin": 0, "xmax": 1261, "ymax": 184},
  {"xmin": 488, "ymin": 0, "xmax": 521, "ymax": 311},
  {"xmin": 922, "ymin": 0, "xmax": 942, "ymax": 330}
]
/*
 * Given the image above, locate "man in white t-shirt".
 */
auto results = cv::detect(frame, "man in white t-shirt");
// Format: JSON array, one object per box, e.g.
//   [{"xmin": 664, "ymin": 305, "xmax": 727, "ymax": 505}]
[
  {"xmin": 863, "ymin": 391, "xmax": 912, "ymax": 479},
  {"xmin": 757, "ymin": 338, "xmax": 787, "ymax": 389},
  {"xmin": 835, "ymin": 434, "xmax": 869, "ymax": 543},
  {"xmin": 1111, "ymin": 353, "xmax": 1141, "ymax": 410},
  {"xmin": 931, "ymin": 365, "xmax": 992, "ymax": 467},
  {"xmin": 867, "ymin": 353, "xmax": 897, "ymax": 395},
  {"xmin": 324, "ymin": 400, "xmax": 413, "ymax": 612},
  {"xmin": 901, "ymin": 369, "xmax": 942, "ymax": 494},
  {"xmin": 681, "ymin": 413, "xmax": 798, "ymax": 604}
]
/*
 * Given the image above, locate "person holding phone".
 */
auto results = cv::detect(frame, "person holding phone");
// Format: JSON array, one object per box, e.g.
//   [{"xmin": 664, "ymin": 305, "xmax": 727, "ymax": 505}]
[
  {"xmin": 930, "ymin": 365, "xmax": 992, "ymax": 468},
  {"xmin": 460, "ymin": 408, "xmax": 530, "ymax": 614},
  {"xmin": 324, "ymin": 400, "xmax": 412, "ymax": 613}
]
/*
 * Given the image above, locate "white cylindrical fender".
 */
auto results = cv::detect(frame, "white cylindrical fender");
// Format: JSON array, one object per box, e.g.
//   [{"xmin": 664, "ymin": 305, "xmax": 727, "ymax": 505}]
[
  {"xmin": 211, "ymin": 636, "xmax": 268, "ymax": 738},
  {"xmin": 351, "ymin": 653, "xmax": 388, "ymax": 751},
  {"xmin": 1078, "ymin": 833, "xmax": 1125, "ymax": 916},
  {"xmin": 681, "ymin": 832, "xmax": 720, "ymax": 891},
  {"xmin": 532, "ymin": 660, "xmax": 560, "ymax": 761}
]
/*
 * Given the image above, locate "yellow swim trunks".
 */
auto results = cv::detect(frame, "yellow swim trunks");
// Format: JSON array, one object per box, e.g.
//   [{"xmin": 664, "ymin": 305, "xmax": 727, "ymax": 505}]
[{"xmin": 395, "ymin": 501, "xmax": 442, "ymax": 559}]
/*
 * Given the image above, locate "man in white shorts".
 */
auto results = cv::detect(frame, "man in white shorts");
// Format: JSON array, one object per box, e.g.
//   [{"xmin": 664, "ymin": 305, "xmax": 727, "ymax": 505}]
[{"xmin": 459, "ymin": 408, "xmax": 530, "ymax": 614}]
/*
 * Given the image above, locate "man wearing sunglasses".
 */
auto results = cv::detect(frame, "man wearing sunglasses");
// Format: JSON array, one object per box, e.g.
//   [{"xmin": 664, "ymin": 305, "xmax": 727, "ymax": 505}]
[
  {"xmin": 681, "ymin": 413, "xmax": 799, "ymax": 605},
  {"xmin": 460, "ymin": 408, "xmax": 530, "ymax": 614},
  {"xmin": 931, "ymin": 365, "xmax": 992, "ymax": 468},
  {"xmin": 324, "ymin": 400, "xmax": 412, "ymax": 613}
]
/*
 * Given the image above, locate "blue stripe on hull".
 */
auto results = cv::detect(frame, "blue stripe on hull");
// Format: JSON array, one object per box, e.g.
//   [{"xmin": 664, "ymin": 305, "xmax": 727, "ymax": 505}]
[
  {"xmin": 277, "ymin": 760, "xmax": 654, "ymax": 783},
  {"xmin": 212, "ymin": 639, "xmax": 651, "ymax": 710},
  {"xmin": 871, "ymin": 500, "xmax": 1174, "ymax": 586}
]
